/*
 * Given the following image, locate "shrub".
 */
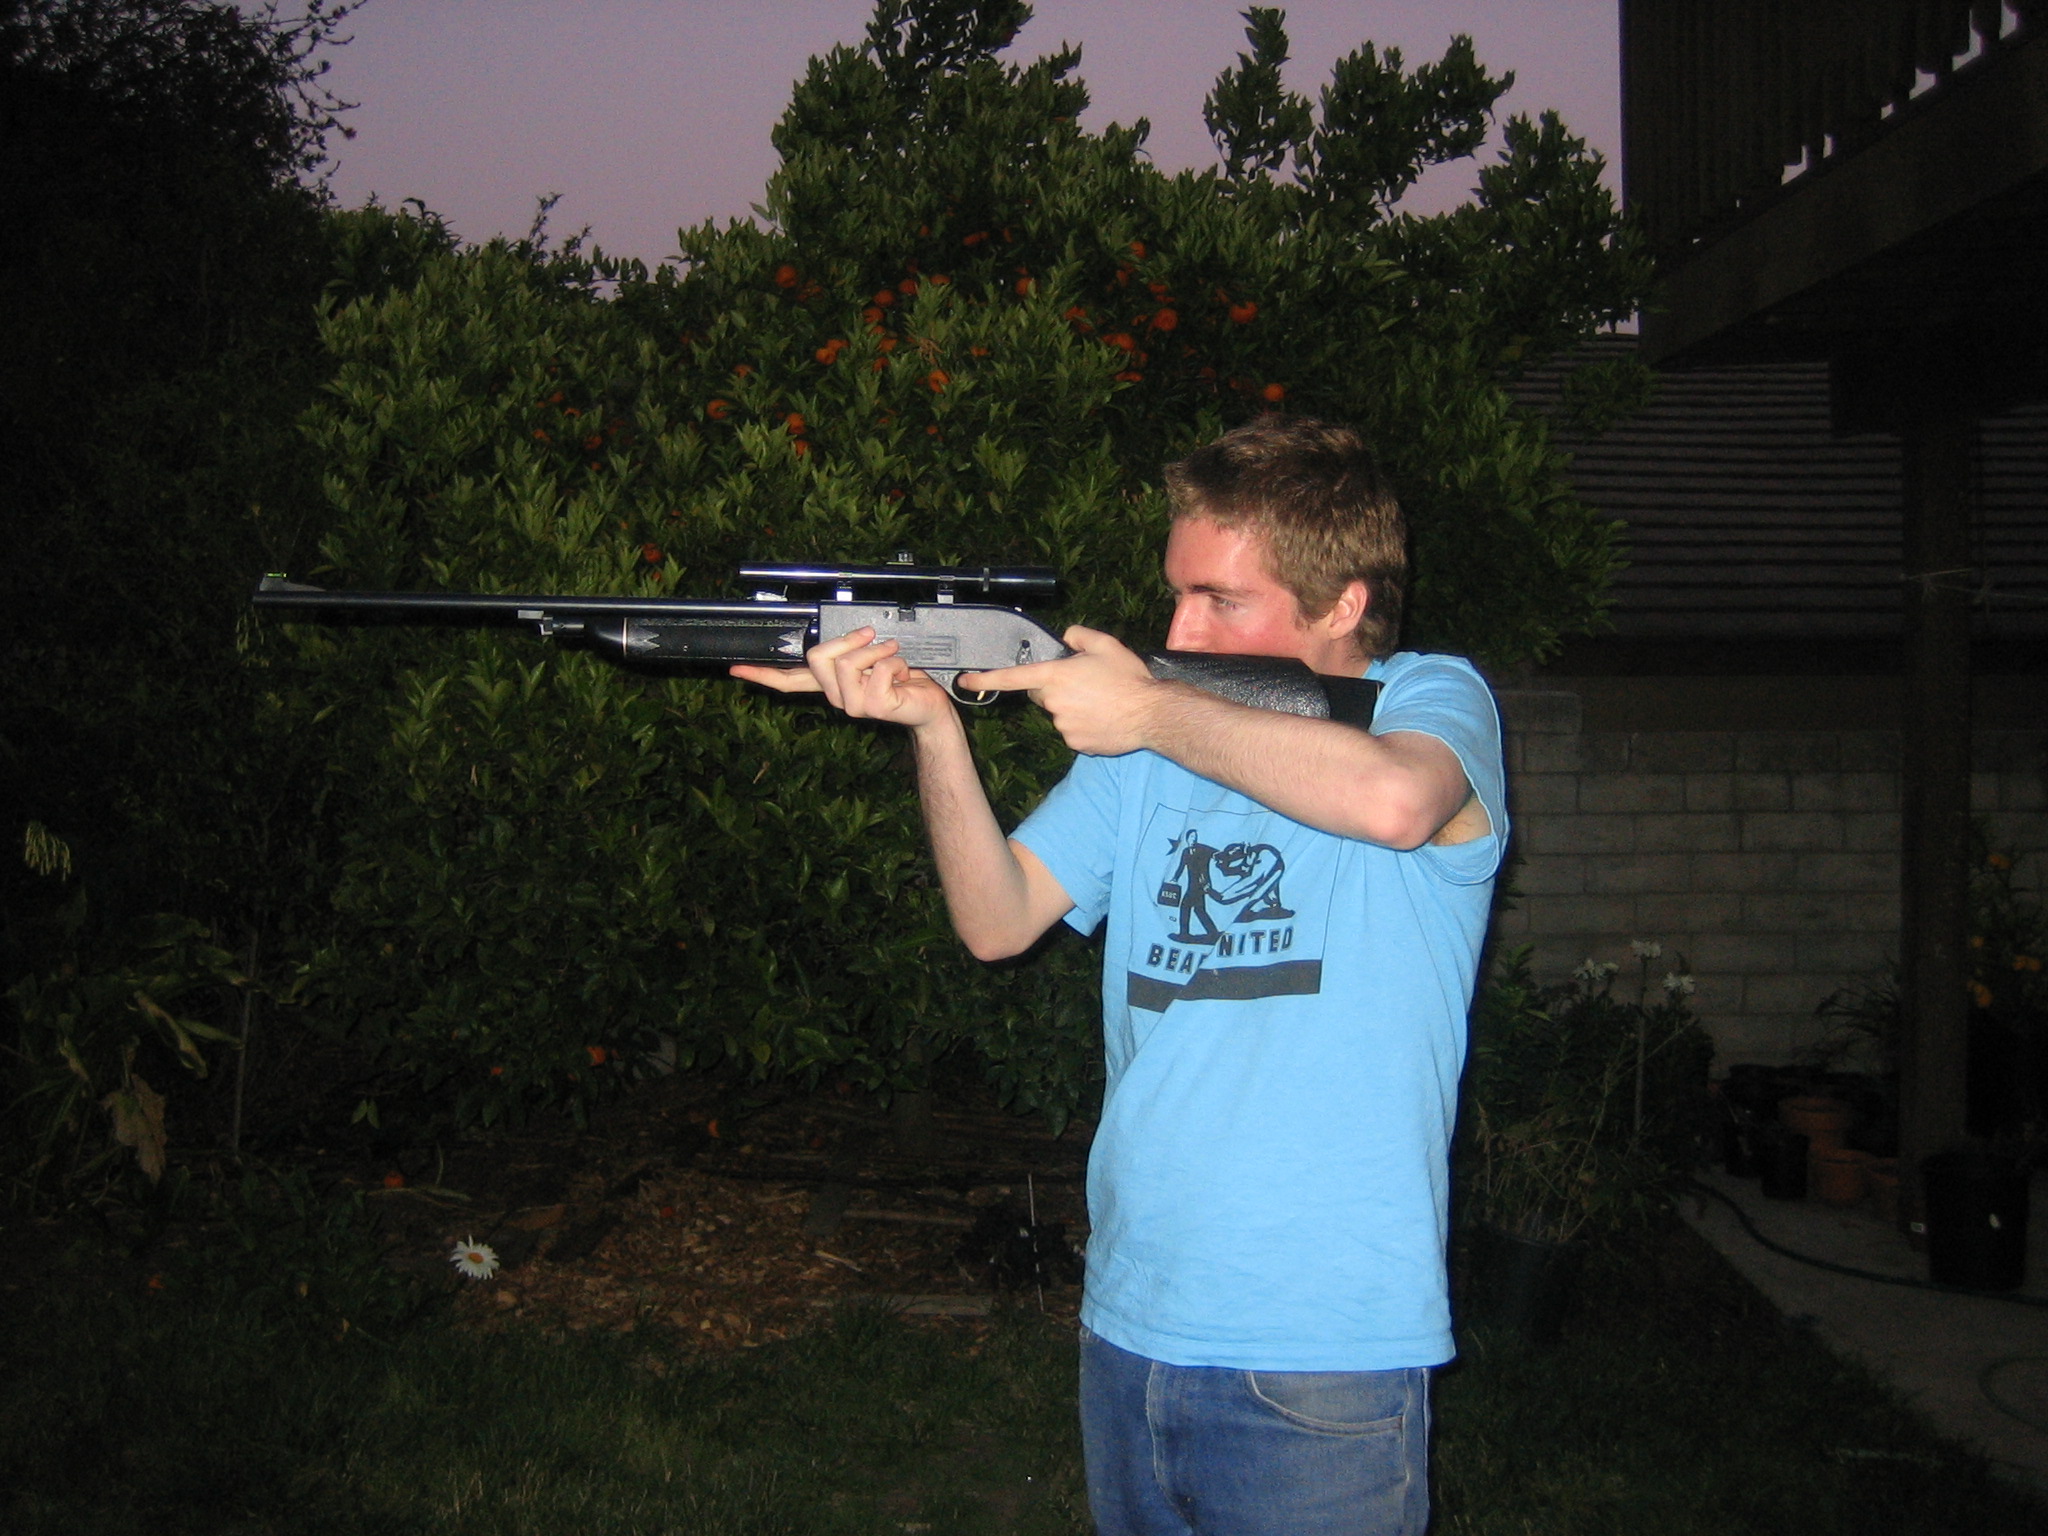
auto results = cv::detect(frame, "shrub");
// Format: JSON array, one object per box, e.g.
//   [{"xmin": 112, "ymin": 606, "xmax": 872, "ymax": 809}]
[
  {"xmin": 280, "ymin": 0, "xmax": 1651, "ymax": 1126},
  {"xmin": 1463, "ymin": 944, "xmax": 1715, "ymax": 1243},
  {"xmin": 5, "ymin": 828, "xmax": 248, "ymax": 1202}
]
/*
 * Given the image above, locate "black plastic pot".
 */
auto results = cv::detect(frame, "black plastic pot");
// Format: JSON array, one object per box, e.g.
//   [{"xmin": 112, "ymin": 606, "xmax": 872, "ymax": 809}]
[
  {"xmin": 1719, "ymin": 1105, "xmax": 1760, "ymax": 1177},
  {"xmin": 1754, "ymin": 1126, "xmax": 1810, "ymax": 1200},
  {"xmin": 1922, "ymin": 1151, "xmax": 2031, "ymax": 1291},
  {"xmin": 1722, "ymin": 1064, "xmax": 1803, "ymax": 1123},
  {"xmin": 1465, "ymin": 1223, "xmax": 1586, "ymax": 1346}
]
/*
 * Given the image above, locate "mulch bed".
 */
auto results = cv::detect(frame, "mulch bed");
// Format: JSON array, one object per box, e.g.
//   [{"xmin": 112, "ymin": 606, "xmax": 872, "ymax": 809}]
[{"xmin": 349, "ymin": 1074, "xmax": 1093, "ymax": 1348}]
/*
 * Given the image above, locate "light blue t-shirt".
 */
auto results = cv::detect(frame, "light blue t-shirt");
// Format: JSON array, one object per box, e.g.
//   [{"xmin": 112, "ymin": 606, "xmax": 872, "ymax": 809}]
[{"xmin": 1013, "ymin": 652, "xmax": 1506, "ymax": 1371}]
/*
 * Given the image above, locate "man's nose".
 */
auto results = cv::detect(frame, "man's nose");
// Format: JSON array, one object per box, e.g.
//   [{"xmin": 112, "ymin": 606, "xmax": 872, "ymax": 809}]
[{"xmin": 1165, "ymin": 600, "xmax": 1204, "ymax": 651}]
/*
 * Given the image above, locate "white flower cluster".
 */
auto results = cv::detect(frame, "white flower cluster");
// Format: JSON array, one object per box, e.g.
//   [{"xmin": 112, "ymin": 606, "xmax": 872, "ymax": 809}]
[
  {"xmin": 1662, "ymin": 973, "xmax": 1696, "ymax": 997},
  {"xmin": 1630, "ymin": 939, "xmax": 1663, "ymax": 959},
  {"xmin": 1574, "ymin": 958, "xmax": 1621, "ymax": 983}
]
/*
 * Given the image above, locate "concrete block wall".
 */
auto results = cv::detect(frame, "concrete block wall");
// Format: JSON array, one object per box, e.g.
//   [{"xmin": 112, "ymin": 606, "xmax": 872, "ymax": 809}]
[{"xmin": 1492, "ymin": 691, "xmax": 2048, "ymax": 1066}]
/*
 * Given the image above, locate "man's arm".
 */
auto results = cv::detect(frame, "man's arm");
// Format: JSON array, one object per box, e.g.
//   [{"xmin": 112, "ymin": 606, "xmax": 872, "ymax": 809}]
[
  {"xmin": 732, "ymin": 629, "xmax": 1074, "ymax": 959},
  {"xmin": 964, "ymin": 627, "xmax": 1485, "ymax": 850},
  {"xmin": 1127, "ymin": 691, "xmax": 1480, "ymax": 849},
  {"xmin": 908, "ymin": 710, "xmax": 1078, "ymax": 960}
]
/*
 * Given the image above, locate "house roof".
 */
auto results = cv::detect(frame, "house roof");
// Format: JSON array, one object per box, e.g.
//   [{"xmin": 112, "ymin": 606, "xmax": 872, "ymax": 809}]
[{"xmin": 1516, "ymin": 336, "xmax": 2048, "ymax": 645}]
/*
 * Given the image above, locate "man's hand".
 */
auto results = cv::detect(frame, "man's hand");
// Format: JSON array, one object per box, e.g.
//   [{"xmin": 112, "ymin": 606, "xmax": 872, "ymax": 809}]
[
  {"xmin": 960, "ymin": 625, "xmax": 1165, "ymax": 756},
  {"xmin": 730, "ymin": 627, "xmax": 955, "ymax": 730}
]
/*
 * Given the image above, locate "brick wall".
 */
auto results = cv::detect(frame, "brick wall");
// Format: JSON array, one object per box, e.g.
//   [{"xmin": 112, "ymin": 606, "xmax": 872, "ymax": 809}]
[{"xmin": 1492, "ymin": 691, "xmax": 2048, "ymax": 1065}]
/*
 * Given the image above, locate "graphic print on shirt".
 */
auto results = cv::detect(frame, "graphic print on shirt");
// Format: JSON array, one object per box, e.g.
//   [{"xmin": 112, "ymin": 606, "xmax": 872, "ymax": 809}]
[{"xmin": 1128, "ymin": 803, "xmax": 1336, "ymax": 1013}]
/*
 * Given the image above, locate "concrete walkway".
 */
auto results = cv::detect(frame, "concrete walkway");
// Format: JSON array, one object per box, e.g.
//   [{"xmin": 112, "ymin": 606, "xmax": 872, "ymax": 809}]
[{"xmin": 1682, "ymin": 1168, "xmax": 2048, "ymax": 1491}]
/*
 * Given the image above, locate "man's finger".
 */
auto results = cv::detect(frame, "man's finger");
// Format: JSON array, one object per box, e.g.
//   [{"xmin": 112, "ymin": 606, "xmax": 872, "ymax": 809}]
[
  {"xmin": 728, "ymin": 664, "xmax": 824, "ymax": 693},
  {"xmin": 828, "ymin": 638, "xmax": 904, "ymax": 690},
  {"xmin": 812, "ymin": 626, "xmax": 880, "ymax": 663},
  {"xmin": 958, "ymin": 658, "xmax": 1065, "ymax": 693}
]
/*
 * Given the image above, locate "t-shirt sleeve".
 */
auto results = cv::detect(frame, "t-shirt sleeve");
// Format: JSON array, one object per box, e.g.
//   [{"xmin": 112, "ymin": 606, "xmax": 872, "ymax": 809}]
[
  {"xmin": 1370, "ymin": 654, "xmax": 1509, "ymax": 885},
  {"xmin": 1012, "ymin": 753, "xmax": 1121, "ymax": 935}
]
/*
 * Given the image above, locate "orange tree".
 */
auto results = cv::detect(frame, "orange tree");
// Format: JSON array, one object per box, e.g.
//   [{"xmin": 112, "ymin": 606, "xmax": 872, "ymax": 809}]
[{"xmin": 288, "ymin": 0, "xmax": 1649, "ymax": 1129}]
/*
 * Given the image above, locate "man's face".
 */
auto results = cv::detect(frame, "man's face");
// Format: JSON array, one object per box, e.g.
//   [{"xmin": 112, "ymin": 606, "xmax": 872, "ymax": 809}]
[{"xmin": 1162, "ymin": 516, "xmax": 1366, "ymax": 673}]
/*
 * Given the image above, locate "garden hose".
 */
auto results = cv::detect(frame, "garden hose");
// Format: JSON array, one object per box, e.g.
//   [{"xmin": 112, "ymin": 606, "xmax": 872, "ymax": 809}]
[
  {"xmin": 1684, "ymin": 1177, "xmax": 2048, "ymax": 1310},
  {"xmin": 1979, "ymin": 1356, "xmax": 2048, "ymax": 1436}
]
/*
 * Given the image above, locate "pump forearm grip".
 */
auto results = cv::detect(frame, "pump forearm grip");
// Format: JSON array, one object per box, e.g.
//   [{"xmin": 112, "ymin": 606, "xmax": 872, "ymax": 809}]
[{"xmin": 1139, "ymin": 649, "xmax": 1380, "ymax": 729}]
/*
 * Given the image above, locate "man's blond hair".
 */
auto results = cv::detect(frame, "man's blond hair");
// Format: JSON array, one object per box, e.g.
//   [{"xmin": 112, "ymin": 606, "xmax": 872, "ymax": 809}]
[{"xmin": 1163, "ymin": 415, "xmax": 1406, "ymax": 660}]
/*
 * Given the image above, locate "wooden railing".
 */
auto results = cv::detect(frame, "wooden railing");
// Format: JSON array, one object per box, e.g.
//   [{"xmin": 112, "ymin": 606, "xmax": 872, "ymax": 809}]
[{"xmin": 1622, "ymin": 0, "xmax": 2041, "ymax": 249}]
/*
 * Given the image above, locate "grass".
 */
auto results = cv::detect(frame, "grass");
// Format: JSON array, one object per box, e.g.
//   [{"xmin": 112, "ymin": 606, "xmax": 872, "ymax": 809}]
[
  {"xmin": 4, "ymin": 1214, "xmax": 2045, "ymax": 1534},
  {"xmin": 2, "ymin": 1256, "xmax": 1087, "ymax": 1535},
  {"xmin": 1434, "ymin": 1230, "xmax": 2046, "ymax": 1534}
]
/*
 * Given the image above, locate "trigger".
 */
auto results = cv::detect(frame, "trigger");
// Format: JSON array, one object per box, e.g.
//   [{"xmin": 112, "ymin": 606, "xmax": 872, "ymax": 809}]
[{"xmin": 947, "ymin": 677, "xmax": 1001, "ymax": 707}]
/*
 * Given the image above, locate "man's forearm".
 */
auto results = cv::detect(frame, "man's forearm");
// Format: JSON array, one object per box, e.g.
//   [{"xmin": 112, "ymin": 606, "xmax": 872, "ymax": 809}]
[
  {"xmin": 965, "ymin": 627, "xmax": 1473, "ymax": 850},
  {"xmin": 911, "ymin": 714, "xmax": 1068, "ymax": 960},
  {"xmin": 1133, "ymin": 682, "xmax": 1471, "ymax": 849}
]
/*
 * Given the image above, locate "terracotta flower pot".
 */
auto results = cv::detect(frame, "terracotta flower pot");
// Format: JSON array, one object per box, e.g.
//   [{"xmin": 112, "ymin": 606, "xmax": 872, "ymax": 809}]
[
  {"xmin": 1777, "ymin": 1094, "xmax": 1854, "ymax": 1152},
  {"xmin": 1811, "ymin": 1146, "xmax": 1873, "ymax": 1206}
]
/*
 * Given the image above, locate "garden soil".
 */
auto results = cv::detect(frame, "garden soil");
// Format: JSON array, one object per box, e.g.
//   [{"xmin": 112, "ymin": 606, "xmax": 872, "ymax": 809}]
[{"xmin": 356, "ymin": 1075, "xmax": 1093, "ymax": 1348}]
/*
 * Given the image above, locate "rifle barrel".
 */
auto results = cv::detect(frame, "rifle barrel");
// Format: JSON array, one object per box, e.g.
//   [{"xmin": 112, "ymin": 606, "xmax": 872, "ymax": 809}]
[
  {"xmin": 251, "ymin": 581, "xmax": 815, "ymax": 627},
  {"xmin": 252, "ymin": 580, "xmax": 823, "ymax": 665}
]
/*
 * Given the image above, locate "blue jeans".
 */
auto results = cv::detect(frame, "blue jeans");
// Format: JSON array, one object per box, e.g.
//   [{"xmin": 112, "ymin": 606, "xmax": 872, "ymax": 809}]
[{"xmin": 1078, "ymin": 1327, "xmax": 1432, "ymax": 1536}]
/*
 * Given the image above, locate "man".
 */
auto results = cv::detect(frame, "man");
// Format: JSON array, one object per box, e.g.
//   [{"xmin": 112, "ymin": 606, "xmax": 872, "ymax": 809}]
[{"xmin": 735, "ymin": 415, "xmax": 1505, "ymax": 1535}]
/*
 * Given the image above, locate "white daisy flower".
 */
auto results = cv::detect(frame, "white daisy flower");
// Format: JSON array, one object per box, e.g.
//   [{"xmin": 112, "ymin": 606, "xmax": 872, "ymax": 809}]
[
  {"xmin": 1663, "ymin": 972, "xmax": 1696, "ymax": 997},
  {"xmin": 1631, "ymin": 940, "xmax": 1663, "ymax": 959},
  {"xmin": 450, "ymin": 1236, "xmax": 501, "ymax": 1280}
]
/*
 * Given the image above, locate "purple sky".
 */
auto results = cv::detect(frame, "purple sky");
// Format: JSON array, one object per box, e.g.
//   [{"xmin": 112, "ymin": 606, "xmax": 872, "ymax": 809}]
[{"xmin": 313, "ymin": 1, "xmax": 1621, "ymax": 266}]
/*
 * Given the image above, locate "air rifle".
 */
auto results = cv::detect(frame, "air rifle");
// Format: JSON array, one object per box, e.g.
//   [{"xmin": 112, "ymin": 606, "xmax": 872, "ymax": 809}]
[{"xmin": 252, "ymin": 559, "xmax": 1379, "ymax": 726}]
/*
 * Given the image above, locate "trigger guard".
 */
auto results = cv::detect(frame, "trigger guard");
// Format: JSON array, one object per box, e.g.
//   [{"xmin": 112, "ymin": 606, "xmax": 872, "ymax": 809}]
[{"xmin": 946, "ymin": 677, "xmax": 1001, "ymax": 707}]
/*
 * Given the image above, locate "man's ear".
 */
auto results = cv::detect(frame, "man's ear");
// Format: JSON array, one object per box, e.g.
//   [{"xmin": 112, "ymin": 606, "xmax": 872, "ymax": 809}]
[{"xmin": 1319, "ymin": 579, "xmax": 1371, "ymax": 640}]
